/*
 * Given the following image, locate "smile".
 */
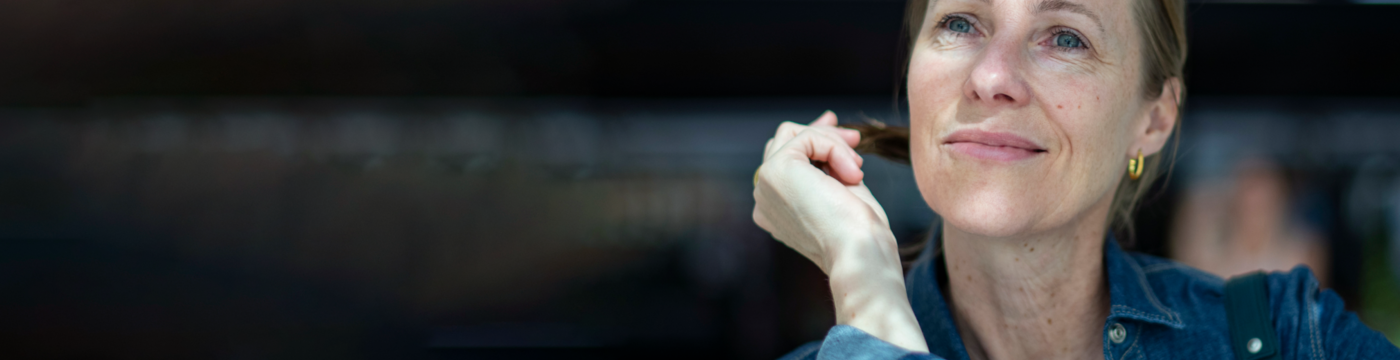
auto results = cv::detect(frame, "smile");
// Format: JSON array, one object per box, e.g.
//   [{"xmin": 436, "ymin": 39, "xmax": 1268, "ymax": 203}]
[{"xmin": 943, "ymin": 130, "xmax": 1047, "ymax": 162}]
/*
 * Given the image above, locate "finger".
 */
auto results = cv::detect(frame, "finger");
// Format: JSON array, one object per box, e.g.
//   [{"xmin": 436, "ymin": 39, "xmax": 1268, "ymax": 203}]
[
  {"xmin": 778, "ymin": 130, "xmax": 865, "ymax": 186},
  {"xmin": 771, "ymin": 121, "xmax": 845, "ymax": 161},
  {"xmin": 770, "ymin": 111, "xmax": 854, "ymax": 160},
  {"xmin": 801, "ymin": 124, "xmax": 862, "ymax": 149},
  {"xmin": 769, "ymin": 121, "xmax": 807, "ymax": 159},
  {"xmin": 825, "ymin": 143, "xmax": 864, "ymax": 186},
  {"xmin": 808, "ymin": 111, "xmax": 861, "ymax": 147},
  {"xmin": 793, "ymin": 128, "xmax": 866, "ymax": 176},
  {"xmin": 763, "ymin": 138, "xmax": 775, "ymax": 160},
  {"xmin": 809, "ymin": 110, "xmax": 837, "ymax": 127},
  {"xmin": 835, "ymin": 127, "xmax": 861, "ymax": 147},
  {"xmin": 806, "ymin": 123, "xmax": 859, "ymax": 149},
  {"xmin": 772, "ymin": 124, "xmax": 865, "ymax": 181},
  {"xmin": 820, "ymin": 149, "xmax": 862, "ymax": 176}
]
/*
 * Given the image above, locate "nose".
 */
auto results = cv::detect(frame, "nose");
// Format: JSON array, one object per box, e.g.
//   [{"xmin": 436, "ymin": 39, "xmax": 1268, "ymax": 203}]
[{"xmin": 962, "ymin": 40, "xmax": 1031, "ymax": 108}]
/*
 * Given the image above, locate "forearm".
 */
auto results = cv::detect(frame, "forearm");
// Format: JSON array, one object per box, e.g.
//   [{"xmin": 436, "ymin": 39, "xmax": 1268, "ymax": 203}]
[{"xmin": 827, "ymin": 230, "xmax": 929, "ymax": 353}]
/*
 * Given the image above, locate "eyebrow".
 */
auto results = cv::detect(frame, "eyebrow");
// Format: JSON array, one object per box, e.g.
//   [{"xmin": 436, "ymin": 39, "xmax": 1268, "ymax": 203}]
[
  {"xmin": 1033, "ymin": 0, "xmax": 1104, "ymax": 34},
  {"xmin": 936, "ymin": 0, "xmax": 1107, "ymax": 35}
]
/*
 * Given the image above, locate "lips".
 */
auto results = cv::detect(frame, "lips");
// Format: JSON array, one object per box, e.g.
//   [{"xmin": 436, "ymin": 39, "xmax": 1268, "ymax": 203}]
[{"xmin": 943, "ymin": 130, "xmax": 1047, "ymax": 162}]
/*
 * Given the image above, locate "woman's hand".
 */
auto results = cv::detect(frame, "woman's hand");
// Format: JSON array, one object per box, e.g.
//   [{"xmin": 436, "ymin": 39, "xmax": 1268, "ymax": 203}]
[
  {"xmin": 753, "ymin": 111, "xmax": 929, "ymax": 352},
  {"xmin": 752, "ymin": 111, "xmax": 891, "ymax": 274}
]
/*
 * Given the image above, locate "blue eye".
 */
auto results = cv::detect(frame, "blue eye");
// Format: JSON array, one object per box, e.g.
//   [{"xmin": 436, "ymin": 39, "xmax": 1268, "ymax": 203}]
[
  {"xmin": 1054, "ymin": 32, "xmax": 1083, "ymax": 48},
  {"xmin": 947, "ymin": 18, "xmax": 973, "ymax": 33}
]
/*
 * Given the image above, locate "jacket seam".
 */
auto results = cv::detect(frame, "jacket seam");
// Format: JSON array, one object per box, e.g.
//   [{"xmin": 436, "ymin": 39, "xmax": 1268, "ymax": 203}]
[
  {"xmin": 1121, "ymin": 325, "xmax": 1143, "ymax": 360},
  {"xmin": 1139, "ymin": 262, "xmax": 1177, "ymax": 274},
  {"xmin": 1308, "ymin": 281, "xmax": 1323, "ymax": 360},
  {"xmin": 1111, "ymin": 305, "xmax": 1179, "ymax": 325},
  {"xmin": 1122, "ymin": 256, "xmax": 1184, "ymax": 326},
  {"xmin": 1141, "ymin": 262, "xmax": 1222, "ymax": 285}
]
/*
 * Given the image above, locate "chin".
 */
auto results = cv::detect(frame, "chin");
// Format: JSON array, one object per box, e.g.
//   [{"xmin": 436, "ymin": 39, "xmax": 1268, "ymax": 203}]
[
  {"xmin": 913, "ymin": 156, "xmax": 1052, "ymax": 239},
  {"xmin": 924, "ymin": 186, "xmax": 1043, "ymax": 238}
]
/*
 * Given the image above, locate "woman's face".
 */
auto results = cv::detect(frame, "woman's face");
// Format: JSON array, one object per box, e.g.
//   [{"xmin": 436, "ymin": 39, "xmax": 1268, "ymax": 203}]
[{"xmin": 909, "ymin": 0, "xmax": 1175, "ymax": 237}]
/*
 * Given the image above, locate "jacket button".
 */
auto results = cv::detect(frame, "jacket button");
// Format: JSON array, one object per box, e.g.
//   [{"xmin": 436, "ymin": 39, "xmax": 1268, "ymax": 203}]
[
  {"xmin": 1109, "ymin": 323, "xmax": 1126, "ymax": 343},
  {"xmin": 1247, "ymin": 338, "xmax": 1262, "ymax": 353}
]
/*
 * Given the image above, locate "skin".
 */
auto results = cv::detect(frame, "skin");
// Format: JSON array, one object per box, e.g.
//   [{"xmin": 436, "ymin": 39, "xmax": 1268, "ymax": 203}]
[{"xmin": 754, "ymin": 0, "xmax": 1181, "ymax": 358}]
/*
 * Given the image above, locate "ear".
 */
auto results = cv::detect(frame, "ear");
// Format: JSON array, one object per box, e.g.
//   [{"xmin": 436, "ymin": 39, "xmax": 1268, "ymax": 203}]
[{"xmin": 1130, "ymin": 77, "xmax": 1181, "ymax": 157}]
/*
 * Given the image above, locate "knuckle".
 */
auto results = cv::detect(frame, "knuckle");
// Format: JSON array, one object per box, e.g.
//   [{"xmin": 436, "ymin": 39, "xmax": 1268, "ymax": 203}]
[
  {"xmin": 800, "ymin": 126, "xmax": 833, "ymax": 137},
  {"xmin": 811, "ymin": 127, "xmax": 844, "ymax": 140},
  {"xmin": 799, "ymin": 130, "xmax": 840, "ymax": 146}
]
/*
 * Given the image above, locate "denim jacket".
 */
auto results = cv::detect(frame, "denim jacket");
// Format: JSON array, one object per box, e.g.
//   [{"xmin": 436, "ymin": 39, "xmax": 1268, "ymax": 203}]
[{"xmin": 780, "ymin": 237, "xmax": 1400, "ymax": 360}]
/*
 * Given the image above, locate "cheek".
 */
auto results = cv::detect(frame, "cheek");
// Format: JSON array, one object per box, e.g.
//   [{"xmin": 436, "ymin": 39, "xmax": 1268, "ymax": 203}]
[
  {"xmin": 1043, "ymin": 80, "xmax": 1134, "ymax": 204},
  {"xmin": 907, "ymin": 55, "xmax": 967, "ymax": 212},
  {"xmin": 907, "ymin": 54, "xmax": 966, "ymax": 119},
  {"xmin": 1042, "ymin": 76, "xmax": 1122, "ymax": 158},
  {"xmin": 907, "ymin": 54, "xmax": 966, "ymax": 157},
  {"xmin": 1037, "ymin": 55, "xmax": 1142, "ymax": 165}
]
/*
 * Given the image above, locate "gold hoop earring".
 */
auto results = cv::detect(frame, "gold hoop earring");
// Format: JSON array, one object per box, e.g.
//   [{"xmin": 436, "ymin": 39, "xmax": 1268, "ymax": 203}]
[{"xmin": 1127, "ymin": 149, "xmax": 1144, "ymax": 180}]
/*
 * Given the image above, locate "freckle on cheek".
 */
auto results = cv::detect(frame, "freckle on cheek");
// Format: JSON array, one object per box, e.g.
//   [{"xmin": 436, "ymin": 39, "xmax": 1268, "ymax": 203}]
[{"xmin": 1057, "ymin": 105, "xmax": 1063, "ymax": 109}]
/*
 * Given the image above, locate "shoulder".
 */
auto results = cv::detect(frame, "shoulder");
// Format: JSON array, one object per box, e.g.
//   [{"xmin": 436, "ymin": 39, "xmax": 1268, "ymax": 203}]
[
  {"xmin": 1125, "ymin": 251, "xmax": 1330, "ymax": 320},
  {"xmin": 1261, "ymin": 266, "xmax": 1327, "ymax": 360},
  {"xmin": 1260, "ymin": 265, "xmax": 1400, "ymax": 359},
  {"xmin": 1123, "ymin": 251, "xmax": 1322, "ymax": 330},
  {"xmin": 1125, "ymin": 252, "xmax": 1330, "ymax": 317},
  {"xmin": 1128, "ymin": 253, "xmax": 1399, "ymax": 359}
]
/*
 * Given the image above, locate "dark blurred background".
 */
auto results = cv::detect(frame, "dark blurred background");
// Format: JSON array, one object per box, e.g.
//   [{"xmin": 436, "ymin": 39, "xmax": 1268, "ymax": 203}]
[{"xmin": 2, "ymin": 0, "xmax": 1399, "ymax": 359}]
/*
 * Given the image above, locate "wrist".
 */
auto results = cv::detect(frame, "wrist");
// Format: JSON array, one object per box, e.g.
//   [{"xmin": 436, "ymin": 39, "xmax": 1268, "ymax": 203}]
[
  {"xmin": 825, "ymin": 228, "xmax": 928, "ymax": 352},
  {"xmin": 823, "ymin": 225, "xmax": 900, "ymax": 275}
]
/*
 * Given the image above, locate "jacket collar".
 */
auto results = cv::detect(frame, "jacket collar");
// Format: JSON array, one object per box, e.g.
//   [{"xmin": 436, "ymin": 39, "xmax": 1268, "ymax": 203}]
[
  {"xmin": 1103, "ymin": 238, "xmax": 1185, "ymax": 328},
  {"xmin": 909, "ymin": 231, "xmax": 1185, "ymax": 359},
  {"xmin": 911, "ymin": 231, "xmax": 1185, "ymax": 332}
]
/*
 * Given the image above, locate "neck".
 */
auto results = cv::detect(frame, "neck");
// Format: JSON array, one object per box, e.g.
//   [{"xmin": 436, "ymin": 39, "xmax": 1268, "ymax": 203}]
[{"xmin": 942, "ymin": 206, "xmax": 1113, "ymax": 360}]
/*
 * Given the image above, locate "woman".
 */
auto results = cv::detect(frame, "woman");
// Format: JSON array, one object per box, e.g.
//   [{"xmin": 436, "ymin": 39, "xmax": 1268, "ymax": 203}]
[{"xmin": 751, "ymin": 0, "xmax": 1400, "ymax": 358}]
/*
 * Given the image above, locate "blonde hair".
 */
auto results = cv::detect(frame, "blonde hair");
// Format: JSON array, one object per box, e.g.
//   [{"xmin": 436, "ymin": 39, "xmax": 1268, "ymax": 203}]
[{"xmin": 855, "ymin": 0, "xmax": 1189, "ymax": 244}]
